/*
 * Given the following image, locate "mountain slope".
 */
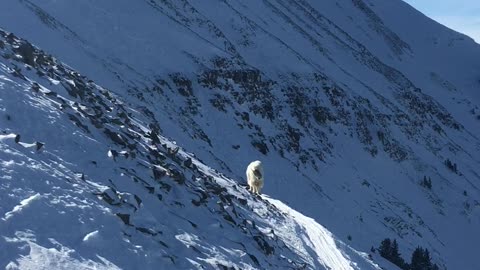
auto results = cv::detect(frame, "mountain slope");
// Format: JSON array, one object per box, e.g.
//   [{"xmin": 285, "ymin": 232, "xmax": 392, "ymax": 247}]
[
  {"xmin": 1, "ymin": 0, "xmax": 479, "ymax": 269},
  {"xmin": 0, "ymin": 30, "xmax": 382, "ymax": 270}
]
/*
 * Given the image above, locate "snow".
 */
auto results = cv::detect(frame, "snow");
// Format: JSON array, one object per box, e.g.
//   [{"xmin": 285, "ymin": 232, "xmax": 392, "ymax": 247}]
[
  {"xmin": 0, "ymin": 31, "xmax": 381, "ymax": 269},
  {"xmin": 0, "ymin": 0, "xmax": 479, "ymax": 269},
  {"xmin": 266, "ymin": 196, "xmax": 381, "ymax": 270},
  {"xmin": 0, "ymin": 133, "xmax": 16, "ymax": 141},
  {"xmin": 8, "ymin": 241, "xmax": 121, "ymax": 270},
  {"xmin": 82, "ymin": 230, "xmax": 100, "ymax": 242},
  {"xmin": 3, "ymin": 193, "xmax": 42, "ymax": 221}
]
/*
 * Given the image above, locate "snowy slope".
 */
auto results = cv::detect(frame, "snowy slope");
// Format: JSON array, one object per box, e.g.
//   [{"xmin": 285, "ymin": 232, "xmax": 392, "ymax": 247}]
[
  {"xmin": 1, "ymin": 0, "xmax": 480, "ymax": 269},
  {"xmin": 0, "ymin": 30, "xmax": 382, "ymax": 269}
]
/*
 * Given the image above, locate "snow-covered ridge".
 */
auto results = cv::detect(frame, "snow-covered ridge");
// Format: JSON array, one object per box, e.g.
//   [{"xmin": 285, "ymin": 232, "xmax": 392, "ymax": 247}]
[
  {"xmin": 0, "ymin": 29, "xmax": 381, "ymax": 269},
  {"xmin": 1, "ymin": 0, "xmax": 480, "ymax": 269}
]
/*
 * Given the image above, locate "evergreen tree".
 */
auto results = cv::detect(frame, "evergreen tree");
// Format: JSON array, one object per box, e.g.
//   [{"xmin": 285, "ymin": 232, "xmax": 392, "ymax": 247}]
[
  {"xmin": 410, "ymin": 247, "xmax": 438, "ymax": 270},
  {"xmin": 379, "ymin": 238, "xmax": 392, "ymax": 259},
  {"xmin": 391, "ymin": 240, "xmax": 400, "ymax": 259},
  {"xmin": 410, "ymin": 247, "xmax": 426, "ymax": 270},
  {"xmin": 390, "ymin": 240, "xmax": 406, "ymax": 269},
  {"xmin": 379, "ymin": 238, "xmax": 407, "ymax": 269}
]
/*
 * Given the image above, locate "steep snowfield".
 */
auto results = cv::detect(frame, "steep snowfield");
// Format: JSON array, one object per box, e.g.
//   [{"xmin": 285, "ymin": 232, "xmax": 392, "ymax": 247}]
[
  {"xmin": 1, "ymin": 0, "xmax": 480, "ymax": 269},
  {"xmin": 0, "ymin": 31, "xmax": 381, "ymax": 269}
]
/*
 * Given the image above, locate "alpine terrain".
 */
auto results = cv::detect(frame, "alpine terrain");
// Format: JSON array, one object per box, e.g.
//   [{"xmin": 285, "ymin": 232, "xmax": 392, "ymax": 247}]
[{"xmin": 0, "ymin": 0, "xmax": 479, "ymax": 269}]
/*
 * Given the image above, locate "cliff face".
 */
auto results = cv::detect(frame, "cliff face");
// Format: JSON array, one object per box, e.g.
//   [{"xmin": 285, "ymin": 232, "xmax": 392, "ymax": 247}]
[{"xmin": 1, "ymin": 0, "xmax": 480, "ymax": 269}]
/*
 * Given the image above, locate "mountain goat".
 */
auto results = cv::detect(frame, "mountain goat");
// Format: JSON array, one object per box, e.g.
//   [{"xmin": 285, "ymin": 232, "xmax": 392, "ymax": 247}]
[{"xmin": 246, "ymin": 160, "xmax": 264, "ymax": 194}]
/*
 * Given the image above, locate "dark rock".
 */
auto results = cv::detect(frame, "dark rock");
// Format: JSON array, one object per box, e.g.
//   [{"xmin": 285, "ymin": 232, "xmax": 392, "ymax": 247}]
[
  {"xmin": 167, "ymin": 146, "xmax": 180, "ymax": 156},
  {"xmin": 205, "ymin": 181, "xmax": 227, "ymax": 195},
  {"xmin": 15, "ymin": 42, "xmax": 36, "ymax": 66},
  {"xmin": 170, "ymin": 74, "xmax": 193, "ymax": 97},
  {"xmin": 191, "ymin": 189, "xmax": 209, "ymax": 206},
  {"xmin": 68, "ymin": 114, "xmax": 90, "ymax": 133},
  {"xmin": 100, "ymin": 190, "xmax": 120, "ymax": 206},
  {"xmin": 134, "ymin": 194, "xmax": 142, "ymax": 206},
  {"xmin": 253, "ymin": 235, "xmax": 275, "ymax": 255},
  {"xmin": 6, "ymin": 33, "xmax": 16, "ymax": 44},
  {"xmin": 185, "ymin": 220, "xmax": 197, "ymax": 228},
  {"xmin": 45, "ymin": 91, "xmax": 57, "ymax": 97},
  {"xmin": 148, "ymin": 130, "xmax": 161, "ymax": 144},
  {"xmin": 109, "ymin": 149, "xmax": 119, "ymax": 160},
  {"xmin": 183, "ymin": 158, "xmax": 192, "ymax": 168},
  {"xmin": 136, "ymin": 227, "xmax": 157, "ymax": 235},
  {"xmin": 35, "ymin": 142, "xmax": 44, "ymax": 151},
  {"xmin": 223, "ymin": 213, "xmax": 236, "ymax": 224},
  {"xmin": 104, "ymin": 128, "xmax": 127, "ymax": 146},
  {"xmin": 241, "ymin": 112, "xmax": 250, "ymax": 122},
  {"xmin": 149, "ymin": 148, "xmax": 166, "ymax": 161},
  {"xmin": 63, "ymin": 79, "xmax": 88, "ymax": 99},
  {"xmin": 127, "ymin": 143, "xmax": 137, "ymax": 151},
  {"xmin": 251, "ymin": 140, "xmax": 269, "ymax": 155},
  {"xmin": 216, "ymin": 263, "xmax": 235, "ymax": 270},
  {"xmin": 12, "ymin": 66, "xmax": 26, "ymax": 80},
  {"xmin": 237, "ymin": 197, "xmax": 248, "ymax": 205},
  {"xmin": 168, "ymin": 167, "xmax": 185, "ymax": 185},
  {"xmin": 158, "ymin": 181, "xmax": 172, "ymax": 192},
  {"xmin": 31, "ymin": 82, "xmax": 40, "ymax": 92},
  {"xmin": 14, "ymin": 134, "xmax": 20, "ymax": 143},
  {"xmin": 35, "ymin": 53, "xmax": 49, "ymax": 66},
  {"xmin": 116, "ymin": 213, "xmax": 131, "ymax": 225},
  {"xmin": 152, "ymin": 167, "xmax": 166, "ymax": 180},
  {"xmin": 248, "ymin": 254, "xmax": 260, "ymax": 266}
]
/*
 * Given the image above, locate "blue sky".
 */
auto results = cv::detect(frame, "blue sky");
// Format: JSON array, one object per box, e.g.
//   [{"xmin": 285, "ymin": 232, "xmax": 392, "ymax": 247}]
[{"xmin": 403, "ymin": 0, "xmax": 480, "ymax": 43}]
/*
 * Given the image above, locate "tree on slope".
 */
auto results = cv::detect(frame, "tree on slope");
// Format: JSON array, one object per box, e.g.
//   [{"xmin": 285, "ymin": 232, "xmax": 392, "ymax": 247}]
[
  {"xmin": 379, "ymin": 238, "xmax": 407, "ymax": 269},
  {"xmin": 410, "ymin": 247, "xmax": 439, "ymax": 270}
]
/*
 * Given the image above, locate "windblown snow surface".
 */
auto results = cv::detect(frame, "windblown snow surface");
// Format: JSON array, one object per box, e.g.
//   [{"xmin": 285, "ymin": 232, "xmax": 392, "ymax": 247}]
[{"xmin": 1, "ymin": 0, "xmax": 480, "ymax": 269}]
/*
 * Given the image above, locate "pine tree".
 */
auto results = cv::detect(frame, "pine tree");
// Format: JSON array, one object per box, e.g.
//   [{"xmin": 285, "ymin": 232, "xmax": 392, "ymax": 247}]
[
  {"xmin": 391, "ymin": 240, "xmax": 400, "ymax": 259},
  {"xmin": 379, "ymin": 238, "xmax": 392, "ymax": 260},
  {"xmin": 379, "ymin": 238, "xmax": 407, "ymax": 269},
  {"xmin": 410, "ymin": 247, "xmax": 426, "ymax": 270},
  {"xmin": 390, "ymin": 240, "xmax": 406, "ymax": 269},
  {"xmin": 410, "ymin": 247, "xmax": 437, "ymax": 270}
]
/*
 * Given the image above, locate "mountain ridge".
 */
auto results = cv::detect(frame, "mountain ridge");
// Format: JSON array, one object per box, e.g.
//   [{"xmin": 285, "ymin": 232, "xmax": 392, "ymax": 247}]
[
  {"xmin": 0, "ymin": 28, "xmax": 382, "ymax": 269},
  {"xmin": 1, "ymin": 0, "xmax": 480, "ymax": 269}
]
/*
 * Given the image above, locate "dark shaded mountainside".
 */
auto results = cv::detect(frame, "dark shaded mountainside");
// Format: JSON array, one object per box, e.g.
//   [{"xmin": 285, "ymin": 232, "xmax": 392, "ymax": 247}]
[{"xmin": 1, "ymin": 0, "xmax": 480, "ymax": 269}]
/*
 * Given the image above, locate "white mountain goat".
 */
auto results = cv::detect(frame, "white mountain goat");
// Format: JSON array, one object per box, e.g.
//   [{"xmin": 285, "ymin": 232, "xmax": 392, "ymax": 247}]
[{"xmin": 246, "ymin": 160, "xmax": 264, "ymax": 194}]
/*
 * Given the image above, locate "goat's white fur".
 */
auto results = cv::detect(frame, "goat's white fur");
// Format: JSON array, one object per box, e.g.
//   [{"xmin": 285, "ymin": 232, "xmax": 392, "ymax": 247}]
[{"xmin": 246, "ymin": 160, "xmax": 264, "ymax": 194}]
